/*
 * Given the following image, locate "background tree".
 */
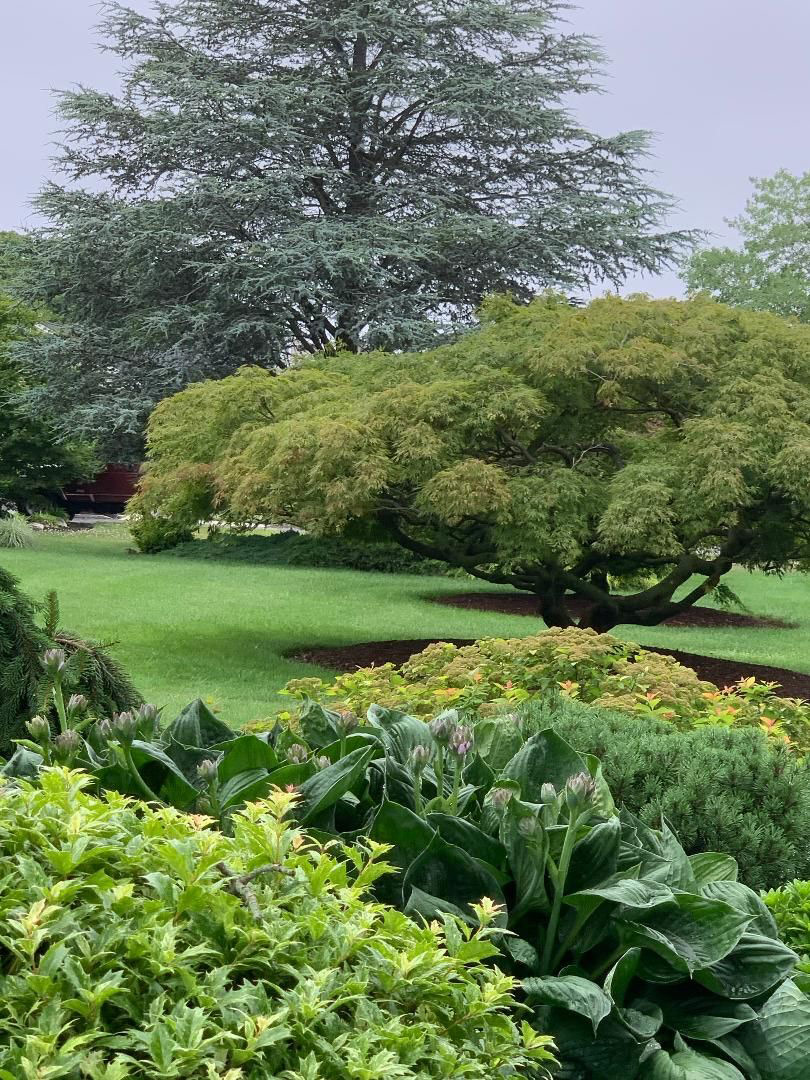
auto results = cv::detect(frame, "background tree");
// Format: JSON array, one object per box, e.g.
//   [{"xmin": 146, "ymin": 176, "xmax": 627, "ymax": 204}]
[
  {"xmin": 0, "ymin": 247, "xmax": 94, "ymax": 510},
  {"xmin": 132, "ymin": 294, "xmax": 810, "ymax": 632},
  {"xmin": 683, "ymin": 169, "xmax": 810, "ymax": 320},
  {"xmin": 9, "ymin": 0, "xmax": 691, "ymax": 459}
]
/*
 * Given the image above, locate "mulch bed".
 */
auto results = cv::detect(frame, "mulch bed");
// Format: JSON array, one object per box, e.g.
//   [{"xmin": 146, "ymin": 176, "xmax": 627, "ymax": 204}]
[
  {"xmin": 431, "ymin": 591, "xmax": 796, "ymax": 630},
  {"xmin": 291, "ymin": 639, "xmax": 810, "ymax": 701}
]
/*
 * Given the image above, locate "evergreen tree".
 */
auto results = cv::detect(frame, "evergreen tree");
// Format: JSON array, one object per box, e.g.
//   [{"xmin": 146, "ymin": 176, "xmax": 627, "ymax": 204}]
[{"xmin": 11, "ymin": 0, "xmax": 690, "ymax": 457}]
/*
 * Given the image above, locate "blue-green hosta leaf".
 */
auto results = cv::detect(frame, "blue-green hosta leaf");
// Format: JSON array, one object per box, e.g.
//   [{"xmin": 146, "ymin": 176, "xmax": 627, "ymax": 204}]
[
  {"xmin": 403, "ymin": 832, "xmax": 506, "ymax": 925},
  {"xmin": 218, "ymin": 768, "xmax": 274, "ymax": 811},
  {"xmin": 295, "ymin": 744, "xmax": 376, "ymax": 824},
  {"xmin": 163, "ymin": 699, "xmax": 233, "ymax": 748},
  {"xmin": 617, "ymin": 999, "xmax": 663, "ymax": 1041},
  {"xmin": 567, "ymin": 874, "xmax": 675, "ymax": 915},
  {"xmin": 695, "ymin": 932, "xmax": 799, "ymax": 1000},
  {"xmin": 698, "ymin": 881, "xmax": 778, "ymax": 939},
  {"xmin": 657, "ymin": 820, "xmax": 698, "ymax": 892},
  {"xmin": 473, "ymin": 717, "xmax": 524, "ymax": 772},
  {"xmin": 689, "ymin": 853, "xmax": 738, "ymax": 888},
  {"xmin": 604, "ymin": 948, "xmax": 641, "ymax": 1007},
  {"xmin": 2, "ymin": 746, "xmax": 43, "ymax": 779},
  {"xmin": 543, "ymin": 1010, "xmax": 647, "ymax": 1079},
  {"xmin": 215, "ymin": 734, "xmax": 278, "ymax": 782},
  {"xmin": 502, "ymin": 936, "xmax": 540, "ymax": 972},
  {"xmin": 523, "ymin": 975, "xmax": 613, "ymax": 1035},
  {"xmin": 739, "ymin": 979, "xmax": 810, "ymax": 1079},
  {"xmin": 130, "ymin": 740, "xmax": 199, "ymax": 808},
  {"xmin": 316, "ymin": 732, "xmax": 382, "ymax": 763},
  {"xmin": 498, "ymin": 799, "xmax": 549, "ymax": 922},
  {"xmin": 366, "ymin": 704, "xmax": 428, "ymax": 762},
  {"xmin": 501, "ymin": 729, "xmax": 587, "ymax": 803},
  {"xmin": 583, "ymin": 753, "xmax": 615, "ymax": 819},
  {"xmin": 426, "ymin": 813, "xmax": 507, "ymax": 871},
  {"xmin": 621, "ymin": 894, "xmax": 753, "ymax": 975},
  {"xmin": 639, "ymin": 1048, "xmax": 745, "ymax": 1079},
  {"xmin": 652, "ymin": 991, "xmax": 757, "ymax": 1041},
  {"xmin": 296, "ymin": 698, "xmax": 344, "ymax": 748},
  {"xmin": 566, "ymin": 816, "xmax": 622, "ymax": 894},
  {"xmin": 369, "ymin": 799, "xmax": 435, "ymax": 902}
]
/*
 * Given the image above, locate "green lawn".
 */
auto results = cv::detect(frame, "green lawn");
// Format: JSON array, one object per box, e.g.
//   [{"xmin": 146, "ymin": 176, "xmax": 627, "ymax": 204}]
[{"xmin": 4, "ymin": 526, "xmax": 810, "ymax": 727}]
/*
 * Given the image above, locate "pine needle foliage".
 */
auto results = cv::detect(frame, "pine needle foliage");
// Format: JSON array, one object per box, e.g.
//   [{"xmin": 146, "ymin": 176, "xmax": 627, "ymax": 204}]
[
  {"xmin": 531, "ymin": 695, "xmax": 810, "ymax": 891},
  {"xmin": 0, "ymin": 570, "xmax": 141, "ymax": 753}
]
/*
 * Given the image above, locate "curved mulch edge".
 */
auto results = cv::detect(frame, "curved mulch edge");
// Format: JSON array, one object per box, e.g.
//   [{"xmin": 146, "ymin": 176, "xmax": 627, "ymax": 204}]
[
  {"xmin": 290, "ymin": 639, "xmax": 810, "ymax": 702},
  {"xmin": 430, "ymin": 591, "xmax": 798, "ymax": 630}
]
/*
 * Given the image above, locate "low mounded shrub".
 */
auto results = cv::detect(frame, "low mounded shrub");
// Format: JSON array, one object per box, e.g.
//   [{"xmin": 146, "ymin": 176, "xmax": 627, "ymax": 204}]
[
  {"xmin": 0, "ymin": 769, "xmax": 555, "ymax": 1078},
  {"xmin": 763, "ymin": 880, "xmax": 810, "ymax": 992},
  {"xmin": 530, "ymin": 696, "xmax": 810, "ymax": 890},
  {"xmin": 283, "ymin": 628, "xmax": 810, "ymax": 751},
  {"xmin": 167, "ymin": 530, "xmax": 458, "ymax": 575},
  {"xmin": 129, "ymin": 513, "xmax": 194, "ymax": 554}
]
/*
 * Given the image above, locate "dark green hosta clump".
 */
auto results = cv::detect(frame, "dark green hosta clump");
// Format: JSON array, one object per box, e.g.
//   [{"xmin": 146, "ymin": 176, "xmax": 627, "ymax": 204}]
[{"xmin": 260, "ymin": 699, "xmax": 810, "ymax": 1079}]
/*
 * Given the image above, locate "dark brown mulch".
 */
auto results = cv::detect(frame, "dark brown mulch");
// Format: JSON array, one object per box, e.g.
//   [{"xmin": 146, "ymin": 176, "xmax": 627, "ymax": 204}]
[
  {"xmin": 431, "ymin": 591, "xmax": 796, "ymax": 630},
  {"xmin": 291, "ymin": 639, "xmax": 810, "ymax": 701}
]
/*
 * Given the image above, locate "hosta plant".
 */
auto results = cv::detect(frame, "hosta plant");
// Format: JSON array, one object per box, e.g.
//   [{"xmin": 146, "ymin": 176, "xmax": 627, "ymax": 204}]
[
  {"xmin": 258, "ymin": 698, "xmax": 810, "ymax": 1079},
  {"xmin": 281, "ymin": 628, "xmax": 810, "ymax": 752},
  {"xmin": 0, "ymin": 768, "xmax": 555, "ymax": 1078}
]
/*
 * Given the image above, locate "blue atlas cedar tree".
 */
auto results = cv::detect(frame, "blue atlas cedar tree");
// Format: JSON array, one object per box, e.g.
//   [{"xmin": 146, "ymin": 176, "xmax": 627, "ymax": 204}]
[{"xmin": 6, "ymin": 0, "xmax": 691, "ymax": 459}]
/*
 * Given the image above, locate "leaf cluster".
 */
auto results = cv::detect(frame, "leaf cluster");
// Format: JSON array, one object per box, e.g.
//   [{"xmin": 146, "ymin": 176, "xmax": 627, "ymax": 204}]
[
  {"xmin": 240, "ymin": 699, "xmax": 808, "ymax": 1078},
  {"xmin": 280, "ymin": 627, "xmax": 810, "ymax": 752},
  {"xmin": 0, "ymin": 768, "xmax": 554, "ymax": 1078},
  {"xmin": 135, "ymin": 295, "xmax": 810, "ymax": 628}
]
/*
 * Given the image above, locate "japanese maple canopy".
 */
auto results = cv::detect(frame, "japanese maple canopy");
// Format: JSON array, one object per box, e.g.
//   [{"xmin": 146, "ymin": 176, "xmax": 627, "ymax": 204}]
[{"xmin": 137, "ymin": 295, "xmax": 810, "ymax": 628}]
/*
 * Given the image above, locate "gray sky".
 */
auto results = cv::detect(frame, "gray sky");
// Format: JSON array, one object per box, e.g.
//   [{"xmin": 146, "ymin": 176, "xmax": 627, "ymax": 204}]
[{"xmin": 2, "ymin": 0, "xmax": 809, "ymax": 296}]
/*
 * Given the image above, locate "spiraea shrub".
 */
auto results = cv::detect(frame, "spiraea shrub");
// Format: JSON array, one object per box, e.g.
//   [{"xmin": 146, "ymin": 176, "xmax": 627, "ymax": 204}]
[
  {"xmin": 283, "ymin": 628, "xmax": 810, "ymax": 751},
  {"xmin": 0, "ymin": 769, "xmax": 555, "ymax": 1079}
]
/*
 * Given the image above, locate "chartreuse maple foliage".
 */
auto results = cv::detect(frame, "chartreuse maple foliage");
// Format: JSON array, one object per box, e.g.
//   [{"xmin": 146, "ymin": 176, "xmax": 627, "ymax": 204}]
[{"xmin": 134, "ymin": 294, "xmax": 810, "ymax": 630}]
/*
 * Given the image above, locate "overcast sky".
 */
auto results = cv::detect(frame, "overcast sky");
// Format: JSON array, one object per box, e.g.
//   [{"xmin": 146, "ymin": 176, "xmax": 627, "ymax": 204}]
[{"xmin": 2, "ymin": 0, "xmax": 809, "ymax": 296}]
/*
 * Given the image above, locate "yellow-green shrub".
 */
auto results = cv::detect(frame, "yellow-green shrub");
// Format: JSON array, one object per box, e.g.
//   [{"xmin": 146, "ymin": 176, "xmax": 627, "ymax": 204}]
[{"xmin": 281, "ymin": 628, "xmax": 810, "ymax": 751}]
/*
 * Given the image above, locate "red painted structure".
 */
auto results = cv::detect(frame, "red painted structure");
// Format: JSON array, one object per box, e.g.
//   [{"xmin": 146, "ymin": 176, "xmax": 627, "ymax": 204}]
[{"xmin": 61, "ymin": 464, "xmax": 140, "ymax": 514}]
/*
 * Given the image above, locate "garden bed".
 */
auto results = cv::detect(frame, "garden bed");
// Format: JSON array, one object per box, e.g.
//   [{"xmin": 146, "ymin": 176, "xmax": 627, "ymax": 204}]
[
  {"xmin": 291, "ymin": 638, "xmax": 810, "ymax": 700},
  {"xmin": 431, "ymin": 591, "xmax": 797, "ymax": 629}
]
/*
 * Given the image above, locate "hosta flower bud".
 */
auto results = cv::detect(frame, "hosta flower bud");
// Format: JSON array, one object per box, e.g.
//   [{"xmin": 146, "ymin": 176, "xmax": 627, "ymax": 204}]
[
  {"xmin": 196, "ymin": 758, "xmax": 219, "ymax": 783},
  {"xmin": 490, "ymin": 786, "xmax": 514, "ymax": 809},
  {"xmin": 66, "ymin": 694, "xmax": 88, "ymax": 717},
  {"xmin": 337, "ymin": 710, "xmax": 359, "ymax": 734},
  {"xmin": 540, "ymin": 783, "xmax": 557, "ymax": 803},
  {"xmin": 287, "ymin": 743, "xmax": 308, "ymax": 764},
  {"xmin": 26, "ymin": 715, "xmax": 51, "ymax": 743},
  {"xmin": 53, "ymin": 729, "xmax": 82, "ymax": 761},
  {"xmin": 565, "ymin": 771, "xmax": 596, "ymax": 814},
  {"xmin": 136, "ymin": 703, "xmax": 160, "ymax": 735},
  {"xmin": 410, "ymin": 744, "xmax": 431, "ymax": 772},
  {"xmin": 41, "ymin": 648, "xmax": 67, "ymax": 676},
  {"xmin": 429, "ymin": 712, "xmax": 457, "ymax": 745},
  {"xmin": 112, "ymin": 711, "xmax": 138, "ymax": 745},
  {"xmin": 449, "ymin": 725, "xmax": 473, "ymax": 759},
  {"xmin": 315, "ymin": 755, "xmax": 331, "ymax": 770},
  {"xmin": 96, "ymin": 717, "xmax": 114, "ymax": 744}
]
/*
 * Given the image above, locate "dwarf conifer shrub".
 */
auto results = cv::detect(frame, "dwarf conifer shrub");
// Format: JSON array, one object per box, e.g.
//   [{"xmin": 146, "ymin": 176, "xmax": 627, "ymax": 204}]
[
  {"xmin": 0, "ymin": 769, "xmax": 555, "ymax": 1078},
  {"xmin": 528, "ymin": 696, "xmax": 810, "ymax": 890},
  {"xmin": 0, "ymin": 570, "xmax": 141, "ymax": 752}
]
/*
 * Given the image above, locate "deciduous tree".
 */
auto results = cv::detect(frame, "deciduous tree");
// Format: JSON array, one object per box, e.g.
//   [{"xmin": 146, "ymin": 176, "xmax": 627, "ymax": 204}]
[{"xmin": 133, "ymin": 294, "xmax": 810, "ymax": 631}]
